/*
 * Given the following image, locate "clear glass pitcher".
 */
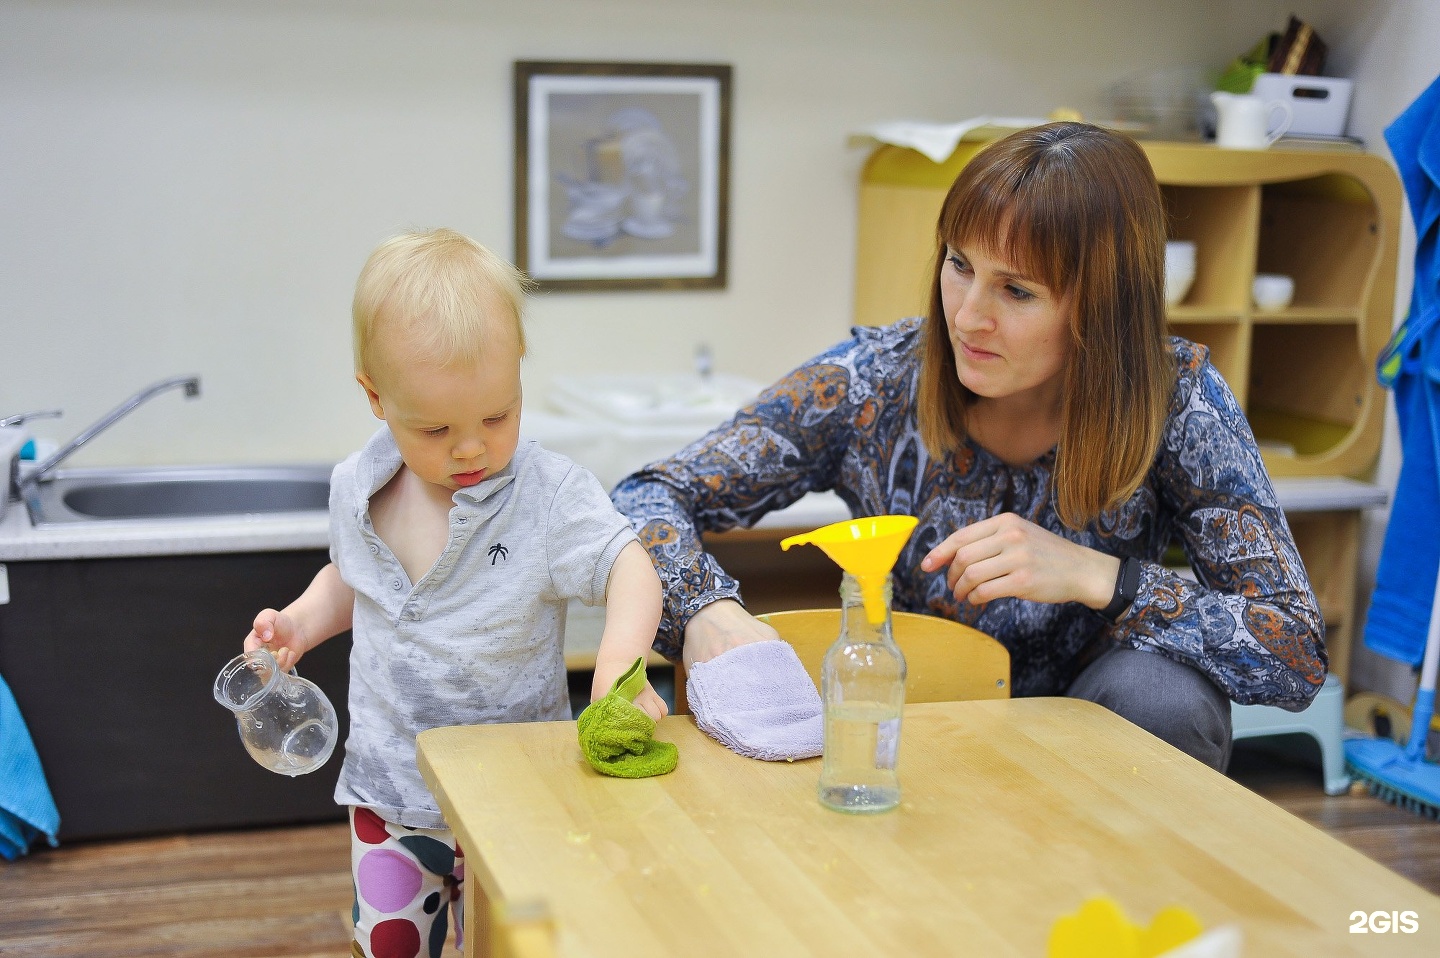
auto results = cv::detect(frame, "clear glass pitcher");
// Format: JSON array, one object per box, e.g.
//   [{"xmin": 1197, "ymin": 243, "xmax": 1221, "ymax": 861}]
[{"xmin": 213, "ymin": 648, "xmax": 338, "ymax": 776}]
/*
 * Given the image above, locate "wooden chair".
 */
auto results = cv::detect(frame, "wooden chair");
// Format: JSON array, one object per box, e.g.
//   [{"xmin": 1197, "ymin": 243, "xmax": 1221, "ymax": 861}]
[{"xmin": 671, "ymin": 608, "xmax": 1010, "ymax": 714}]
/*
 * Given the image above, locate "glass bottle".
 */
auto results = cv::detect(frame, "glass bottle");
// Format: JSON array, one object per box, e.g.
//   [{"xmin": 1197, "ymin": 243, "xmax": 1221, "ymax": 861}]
[
  {"xmin": 818, "ymin": 571, "xmax": 907, "ymax": 813},
  {"xmin": 214, "ymin": 648, "xmax": 338, "ymax": 777}
]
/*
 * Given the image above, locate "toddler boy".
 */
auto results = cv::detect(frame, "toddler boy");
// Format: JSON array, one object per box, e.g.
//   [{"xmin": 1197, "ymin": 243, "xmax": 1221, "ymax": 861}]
[{"xmin": 244, "ymin": 227, "xmax": 664, "ymax": 957}]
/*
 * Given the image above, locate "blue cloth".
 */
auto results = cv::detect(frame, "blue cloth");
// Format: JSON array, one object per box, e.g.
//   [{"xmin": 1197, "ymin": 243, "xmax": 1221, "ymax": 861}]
[
  {"xmin": 1366, "ymin": 72, "xmax": 1440, "ymax": 668},
  {"xmin": 0, "ymin": 673, "xmax": 60, "ymax": 859}
]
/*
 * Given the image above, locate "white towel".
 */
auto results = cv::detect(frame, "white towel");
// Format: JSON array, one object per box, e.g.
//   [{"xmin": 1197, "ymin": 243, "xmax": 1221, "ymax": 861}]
[
  {"xmin": 847, "ymin": 117, "xmax": 1049, "ymax": 163},
  {"xmin": 686, "ymin": 640, "xmax": 823, "ymax": 761}
]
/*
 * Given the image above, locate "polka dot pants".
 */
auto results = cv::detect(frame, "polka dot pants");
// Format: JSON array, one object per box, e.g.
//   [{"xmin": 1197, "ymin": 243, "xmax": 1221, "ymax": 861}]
[{"xmin": 348, "ymin": 806, "xmax": 464, "ymax": 958}]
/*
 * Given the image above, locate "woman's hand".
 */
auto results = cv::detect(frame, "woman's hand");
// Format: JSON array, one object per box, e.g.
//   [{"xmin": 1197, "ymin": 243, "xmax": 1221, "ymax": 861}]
[
  {"xmin": 681, "ymin": 599, "xmax": 781, "ymax": 672},
  {"xmin": 919, "ymin": 513, "xmax": 1120, "ymax": 611}
]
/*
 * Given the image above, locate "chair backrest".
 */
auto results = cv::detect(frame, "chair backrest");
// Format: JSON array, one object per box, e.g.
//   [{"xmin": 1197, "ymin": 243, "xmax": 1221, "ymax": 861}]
[
  {"xmin": 672, "ymin": 608, "xmax": 1009, "ymax": 713},
  {"xmin": 762, "ymin": 608, "xmax": 1010, "ymax": 703}
]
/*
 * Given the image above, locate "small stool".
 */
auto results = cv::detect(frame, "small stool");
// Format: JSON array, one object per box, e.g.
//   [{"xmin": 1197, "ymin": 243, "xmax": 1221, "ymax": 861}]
[{"xmin": 1231, "ymin": 673, "xmax": 1350, "ymax": 795}]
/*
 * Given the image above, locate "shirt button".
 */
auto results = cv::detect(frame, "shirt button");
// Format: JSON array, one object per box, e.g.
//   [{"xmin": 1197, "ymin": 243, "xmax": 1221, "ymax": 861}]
[
  {"xmin": 370, "ymin": 544, "xmax": 379, "ymax": 555},
  {"xmin": 392, "ymin": 579, "xmax": 402, "ymax": 590},
  {"xmin": 457, "ymin": 517, "xmax": 467, "ymax": 525}
]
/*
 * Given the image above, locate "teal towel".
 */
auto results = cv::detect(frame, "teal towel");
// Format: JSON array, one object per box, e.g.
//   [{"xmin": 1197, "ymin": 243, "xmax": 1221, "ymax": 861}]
[
  {"xmin": 577, "ymin": 657, "xmax": 678, "ymax": 778},
  {"xmin": 0, "ymin": 673, "xmax": 60, "ymax": 859}
]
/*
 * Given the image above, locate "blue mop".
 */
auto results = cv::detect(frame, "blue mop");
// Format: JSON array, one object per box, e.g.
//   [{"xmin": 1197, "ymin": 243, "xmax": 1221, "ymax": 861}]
[
  {"xmin": 1349, "ymin": 307, "xmax": 1440, "ymax": 819},
  {"xmin": 1345, "ymin": 71, "xmax": 1440, "ymax": 818},
  {"xmin": 1345, "ymin": 573, "xmax": 1440, "ymax": 818}
]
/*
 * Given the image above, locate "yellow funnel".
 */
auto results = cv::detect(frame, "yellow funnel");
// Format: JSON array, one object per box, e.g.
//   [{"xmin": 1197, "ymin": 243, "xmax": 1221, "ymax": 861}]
[{"xmin": 781, "ymin": 515, "xmax": 919, "ymax": 624}]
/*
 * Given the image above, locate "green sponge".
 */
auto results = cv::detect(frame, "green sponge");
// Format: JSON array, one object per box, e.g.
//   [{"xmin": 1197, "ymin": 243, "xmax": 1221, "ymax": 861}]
[{"xmin": 577, "ymin": 657, "xmax": 678, "ymax": 778}]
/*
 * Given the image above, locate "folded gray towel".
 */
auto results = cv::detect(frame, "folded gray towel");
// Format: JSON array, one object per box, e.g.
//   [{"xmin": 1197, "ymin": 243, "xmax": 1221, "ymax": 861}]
[{"xmin": 686, "ymin": 639, "xmax": 824, "ymax": 761}]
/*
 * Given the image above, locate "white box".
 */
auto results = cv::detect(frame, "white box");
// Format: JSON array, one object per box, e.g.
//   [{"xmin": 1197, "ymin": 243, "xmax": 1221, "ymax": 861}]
[{"xmin": 1252, "ymin": 73, "xmax": 1354, "ymax": 138}]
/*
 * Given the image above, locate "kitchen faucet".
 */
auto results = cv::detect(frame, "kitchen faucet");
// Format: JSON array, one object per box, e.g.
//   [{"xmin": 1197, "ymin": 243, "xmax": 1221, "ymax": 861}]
[
  {"xmin": 24, "ymin": 375, "xmax": 202, "ymax": 487},
  {"xmin": 0, "ymin": 409, "xmax": 63, "ymax": 428}
]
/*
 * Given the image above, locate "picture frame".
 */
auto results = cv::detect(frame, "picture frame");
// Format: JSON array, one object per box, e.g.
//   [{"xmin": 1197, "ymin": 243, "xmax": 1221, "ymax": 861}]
[{"xmin": 513, "ymin": 60, "xmax": 732, "ymax": 291}]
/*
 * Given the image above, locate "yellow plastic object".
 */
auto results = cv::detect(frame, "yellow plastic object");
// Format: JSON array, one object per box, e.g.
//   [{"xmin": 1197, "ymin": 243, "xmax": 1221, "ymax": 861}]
[
  {"xmin": 1140, "ymin": 905, "xmax": 1206, "ymax": 955},
  {"xmin": 1047, "ymin": 897, "xmax": 1204, "ymax": 958},
  {"xmin": 780, "ymin": 515, "xmax": 919, "ymax": 624}
]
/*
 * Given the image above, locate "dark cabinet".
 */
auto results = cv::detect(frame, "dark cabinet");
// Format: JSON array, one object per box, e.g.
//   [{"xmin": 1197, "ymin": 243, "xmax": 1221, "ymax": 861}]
[{"xmin": 0, "ymin": 550, "xmax": 350, "ymax": 841}]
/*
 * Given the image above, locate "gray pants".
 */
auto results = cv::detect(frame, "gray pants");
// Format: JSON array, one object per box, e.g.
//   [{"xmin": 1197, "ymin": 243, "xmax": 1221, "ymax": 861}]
[{"xmin": 1066, "ymin": 647, "xmax": 1233, "ymax": 771}]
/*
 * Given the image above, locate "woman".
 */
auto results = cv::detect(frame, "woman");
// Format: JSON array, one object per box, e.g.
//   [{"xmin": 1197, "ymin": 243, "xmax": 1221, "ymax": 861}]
[{"xmin": 611, "ymin": 122, "xmax": 1324, "ymax": 770}]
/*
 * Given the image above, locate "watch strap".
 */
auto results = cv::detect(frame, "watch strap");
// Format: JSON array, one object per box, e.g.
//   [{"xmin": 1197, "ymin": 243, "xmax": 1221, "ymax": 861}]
[{"xmin": 1101, "ymin": 556, "xmax": 1141, "ymax": 621}]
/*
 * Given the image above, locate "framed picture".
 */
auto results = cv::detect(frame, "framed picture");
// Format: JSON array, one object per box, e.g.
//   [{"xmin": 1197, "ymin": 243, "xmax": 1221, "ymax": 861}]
[{"xmin": 514, "ymin": 60, "xmax": 732, "ymax": 291}]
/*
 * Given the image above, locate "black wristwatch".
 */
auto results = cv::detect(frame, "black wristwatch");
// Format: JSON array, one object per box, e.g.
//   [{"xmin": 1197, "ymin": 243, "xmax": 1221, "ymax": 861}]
[{"xmin": 1101, "ymin": 556, "xmax": 1141, "ymax": 621}]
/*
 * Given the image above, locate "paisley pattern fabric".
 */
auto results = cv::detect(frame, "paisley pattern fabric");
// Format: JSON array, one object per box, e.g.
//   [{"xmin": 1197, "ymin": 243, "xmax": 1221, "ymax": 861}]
[{"xmin": 612, "ymin": 317, "xmax": 1325, "ymax": 709}]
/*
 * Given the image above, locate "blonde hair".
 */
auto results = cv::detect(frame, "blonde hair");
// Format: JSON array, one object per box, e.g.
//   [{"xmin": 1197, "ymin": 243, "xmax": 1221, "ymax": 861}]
[
  {"xmin": 352, "ymin": 228, "xmax": 532, "ymax": 376},
  {"xmin": 916, "ymin": 122, "xmax": 1175, "ymax": 529}
]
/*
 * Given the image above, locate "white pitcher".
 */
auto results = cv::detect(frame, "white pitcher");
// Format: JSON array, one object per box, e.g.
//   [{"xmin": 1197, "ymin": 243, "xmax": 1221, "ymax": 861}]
[{"xmin": 1212, "ymin": 91, "xmax": 1294, "ymax": 149}]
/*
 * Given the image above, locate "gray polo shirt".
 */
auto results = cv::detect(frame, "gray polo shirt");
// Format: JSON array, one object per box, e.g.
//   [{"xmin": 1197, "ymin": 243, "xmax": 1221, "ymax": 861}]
[{"xmin": 330, "ymin": 427, "xmax": 636, "ymax": 828}]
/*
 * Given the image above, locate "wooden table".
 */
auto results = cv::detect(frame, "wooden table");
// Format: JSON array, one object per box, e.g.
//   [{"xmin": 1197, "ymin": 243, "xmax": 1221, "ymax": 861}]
[{"xmin": 417, "ymin": 699, "xmax": 1440, "ymax": 957}]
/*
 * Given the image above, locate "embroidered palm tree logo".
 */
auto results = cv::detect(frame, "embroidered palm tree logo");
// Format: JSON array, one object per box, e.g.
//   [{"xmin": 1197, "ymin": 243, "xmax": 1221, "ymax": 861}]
[{"xmin": 488, "ymin": 542, "xmax": 509, "ymax": 565}]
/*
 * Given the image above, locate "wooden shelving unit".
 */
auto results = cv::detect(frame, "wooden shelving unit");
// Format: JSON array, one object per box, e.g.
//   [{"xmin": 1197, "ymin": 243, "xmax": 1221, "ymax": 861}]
[{"xmin": 852, "ymin": 139, "xmax": 1403, "ymax": 684}]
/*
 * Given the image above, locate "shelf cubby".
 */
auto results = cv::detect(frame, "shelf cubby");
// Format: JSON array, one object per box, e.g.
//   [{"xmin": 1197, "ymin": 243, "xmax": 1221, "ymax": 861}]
[
  {"xmin": 1248, "ymin": 322, "xmax": 1367, "ymax": 462},
  {"xmin": 1258, "ymin": 175, "xmax": 1381, "ymax": 312},
  {"xmin": 1162, "ymin": 184, "xmax": 1258, "ymax": 313}
]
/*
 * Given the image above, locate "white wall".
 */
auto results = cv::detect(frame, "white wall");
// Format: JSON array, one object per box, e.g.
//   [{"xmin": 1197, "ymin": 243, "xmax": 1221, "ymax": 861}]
[{"xmin": 2, "ymin": 0, "xmax": 1241, "ymax": 466}]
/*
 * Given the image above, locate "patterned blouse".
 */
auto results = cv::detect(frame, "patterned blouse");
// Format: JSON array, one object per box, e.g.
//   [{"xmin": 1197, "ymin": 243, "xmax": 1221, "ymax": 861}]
[{"xmin": 612, "ymin": 317, "xmax": 1326, "ymax": 708}]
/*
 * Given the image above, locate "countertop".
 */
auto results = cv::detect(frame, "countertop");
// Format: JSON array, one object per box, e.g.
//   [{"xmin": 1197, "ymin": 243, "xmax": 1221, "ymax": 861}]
[
  {"xmin": 0, "ymin": 502, "xmax": 332, "ymax": 561},
  {"xmin": 0, "ymin": 478, "xmax": 1385, "ymax": 563}
]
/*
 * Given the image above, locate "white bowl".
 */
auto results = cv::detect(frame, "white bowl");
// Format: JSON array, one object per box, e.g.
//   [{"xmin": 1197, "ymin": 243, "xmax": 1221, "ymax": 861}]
[
  {"xmin": 1165, "ymin": 240, "xmax": 1196, "ymax": 265},
  {"xmin": 1165, "ymin": 241, "xmax": 1197, "ymax": 306},
  {"xmin": 1252, "ymin": 273, "xmax": 1294, "ymax": 311}
]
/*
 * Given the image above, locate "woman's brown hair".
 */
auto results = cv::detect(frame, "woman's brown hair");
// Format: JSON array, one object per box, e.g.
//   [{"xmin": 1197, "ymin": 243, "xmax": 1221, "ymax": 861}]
[{"xmin": 916, "ymin": 122, "xmax": 1175, "ymax": 529}]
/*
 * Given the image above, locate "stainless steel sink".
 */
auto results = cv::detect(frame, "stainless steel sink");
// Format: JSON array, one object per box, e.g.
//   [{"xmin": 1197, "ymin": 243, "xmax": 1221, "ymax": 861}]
[{"xmin": 23, "ymin": 464, "xmax": 332, "ymax": 525}]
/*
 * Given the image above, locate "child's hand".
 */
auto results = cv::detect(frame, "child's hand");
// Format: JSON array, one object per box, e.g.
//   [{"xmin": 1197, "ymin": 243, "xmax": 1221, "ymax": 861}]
[
  {"xmin": 245, "ymin": 609, "xmax": 307, "ymax": 671},
  {"xmin": 631, "ymin": 682, "xmax": 669, "ymax": 722},
  {"xmin": 591, "ymin": 662, "xmax": 669, "ymax": 722}
]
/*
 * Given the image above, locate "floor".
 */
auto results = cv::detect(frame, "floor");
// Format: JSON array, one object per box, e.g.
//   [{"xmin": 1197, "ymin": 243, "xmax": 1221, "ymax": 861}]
[{"xmin": 1, "ymin": 739, "xmax": 1437, "ymax": 958}]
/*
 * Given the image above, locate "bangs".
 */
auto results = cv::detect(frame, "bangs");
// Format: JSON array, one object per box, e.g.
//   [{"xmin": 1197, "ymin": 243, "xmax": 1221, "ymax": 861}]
[{"xmin": 936, "ymin": 147, "xmax": 1082, "ymax": 296}]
